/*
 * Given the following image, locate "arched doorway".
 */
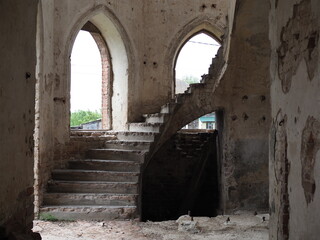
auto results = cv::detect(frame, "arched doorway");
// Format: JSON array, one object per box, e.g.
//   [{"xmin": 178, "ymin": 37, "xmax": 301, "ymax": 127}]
[
  {"xmin": 65, "ymin": 9, "xmax": 132, "ymax": 132},
  {"xmin": 70, "ymin": 21, "xmax": 112, "ymax": 130}
]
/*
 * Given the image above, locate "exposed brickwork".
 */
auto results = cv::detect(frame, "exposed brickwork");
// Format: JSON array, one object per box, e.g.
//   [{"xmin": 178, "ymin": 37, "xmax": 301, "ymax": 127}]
[
  {"xmin": 53, "ymin": 131, "xmax": 117, "ymax": 169},
  {"xmin": 270, "ymin": 113, "xmax": 290, "ymax": 240},
  {"xmin": 90, "ymin": 32, "xmax": 112, "ymax": 130}
]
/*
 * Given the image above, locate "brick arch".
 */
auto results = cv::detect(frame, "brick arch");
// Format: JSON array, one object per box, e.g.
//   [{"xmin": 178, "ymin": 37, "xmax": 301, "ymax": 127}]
[{"xmin": 82, "ymin": 21, "xmax": 112, "ymax": 130}]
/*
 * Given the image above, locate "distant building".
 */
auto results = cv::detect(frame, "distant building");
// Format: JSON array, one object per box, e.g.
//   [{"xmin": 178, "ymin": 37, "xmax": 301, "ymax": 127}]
[
  {"xmin": 71, "ymin": 119, "xmax": 102, "ymax": 130},
  {"xmin": 183, "ymin": 112, "xmax": 215, "ymax": 130}
]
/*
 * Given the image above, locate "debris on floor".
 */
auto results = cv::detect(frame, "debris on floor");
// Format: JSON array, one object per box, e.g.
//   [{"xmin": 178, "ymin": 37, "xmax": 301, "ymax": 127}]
[{"xmin": 34, "ymin": 213, "xmax": 269, "ymax": 240}]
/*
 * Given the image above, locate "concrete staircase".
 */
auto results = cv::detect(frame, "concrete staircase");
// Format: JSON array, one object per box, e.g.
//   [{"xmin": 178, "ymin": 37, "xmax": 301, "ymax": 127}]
[
  {"xmin": 40, "ymin": 47, "xmax": 225, "ymax": 221},
  {"xmin": 40, "ymin": 110, "xmax": 169, "ymax": 221}
]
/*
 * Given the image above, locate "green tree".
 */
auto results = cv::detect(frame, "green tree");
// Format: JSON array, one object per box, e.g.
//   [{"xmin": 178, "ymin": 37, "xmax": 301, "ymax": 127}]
[
  {"xmin": 70, "ymin": 110, "xmax": 102, "ymax": 127},
  {"xmin": 182, "ymin": 75, "xmax": 200, "ymax": 84}
]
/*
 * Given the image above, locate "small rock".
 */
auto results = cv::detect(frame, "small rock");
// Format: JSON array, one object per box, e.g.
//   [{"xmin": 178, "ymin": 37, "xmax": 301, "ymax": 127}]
[
  {"xmin": 178, "ymin": 221, "xmax": 200, "ymax": 234},
  {"xmin": 32, "ymin": 226, "xmax": 43, "ymax": 233},
  {"xmin": 176, "ymin": 215, "xmax": 192, "ymax": 223}
]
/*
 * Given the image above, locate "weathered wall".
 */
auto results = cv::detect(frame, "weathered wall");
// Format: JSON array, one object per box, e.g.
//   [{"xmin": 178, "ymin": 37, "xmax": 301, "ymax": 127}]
[
  {"xmin": 216, "ymin": 0, "xmax": 270, "ymax": 212},
  {"xmin": 34, "ymin": 0, "xmax": 56, "ymax": 217},
  {"xmin": 44, "ymin": 0, "xmax": 229, "ymax": 136},
  {"xmin": 36, "ymin": 0, "xmax": 144, "ymax": 215},
  {"xmin": 0, "ymin": 0, "xmax": 38, "ymax": 237},
  {"xmin": 38, "ymin": 0, "xmax": 270, "ymax": 217},
  {"xmin": 269, "ymin": 0, "xmax": 320, "ymax": 239},
  {"xmin": 141, "ymin": 0, "xmax": 228, "ymax": 113},
  {"xmin": 142, "ymin": 131, "xmax": 219, "ymax": 221},
  {"xmin": 151, "ymin": 0, "xmax": 271, "ymax": 213},
  {"xmin": 37, "ymin": 0, "xmax": 229, "ymax": 212}
]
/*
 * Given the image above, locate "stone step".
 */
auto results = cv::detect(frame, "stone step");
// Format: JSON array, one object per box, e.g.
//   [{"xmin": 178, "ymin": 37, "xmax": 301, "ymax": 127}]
[
  {"xmin": 86, "ymin": 149, "xmax": 146, "ymax": 162},
  {"xmin": 40, "ymin": 205, "xmax": 137, "ymax": 221},
  {"xmin": 142, "ymin": 113, "xmax": 168, "ymax": 123},
  {"xmin": 70, "ymin": 135, "xmax": 117, "ymax": 142},
  {"xmin": 70, "ymin": 131, "xmax": 117, "ymax": 141},
  {"xmin": 128, "ymin": 122, "xmax": 161, "ymax": 133},
  {"xmin": 105, "ymin": 140, "xmax": 152, "ymax": 151},
  {"xmin": 47, "ymin": 180, "xmax": 138, "ymax": 194},
  {"xmin": 186, "ymin": 83, "xmax": 205, "ymax": 94},
  {"xmin": 117, "ymin": 131, "xmax": 157, "ymax": 141},
  {"xmin": 175, "ymin": 93, "xmax": 191, "ymax": 104},
  {"xmin": 43, "ymin": 193, "xmax": 137, "ymax": 206},
  {"xmin": 70, "ymin": 130, "xmax": 116, "ymax": 137},
  {"xmin": 68, "ymin": 159, "xmax": 140, "ymax": 172},
  {"xmin": 52, "ymin": 169, "xmax": 139, "ymax": 182},
  {"xmin": 160, "ymin": 102, "xmax": 176, "ymax": 114}
]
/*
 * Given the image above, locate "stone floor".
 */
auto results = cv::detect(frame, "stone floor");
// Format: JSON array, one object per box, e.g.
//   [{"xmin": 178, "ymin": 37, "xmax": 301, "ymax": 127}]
[{"xmin": 33, "ymin": 213, "xmax": 269, "ymax": 240}]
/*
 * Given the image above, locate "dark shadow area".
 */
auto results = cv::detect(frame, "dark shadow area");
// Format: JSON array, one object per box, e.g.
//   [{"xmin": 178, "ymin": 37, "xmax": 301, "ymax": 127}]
[{"xmin": 142, "ymin": 130, "xmax": 220, "ymax": 221}]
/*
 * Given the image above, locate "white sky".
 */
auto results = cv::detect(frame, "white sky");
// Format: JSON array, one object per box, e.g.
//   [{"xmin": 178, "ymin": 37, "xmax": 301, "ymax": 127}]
[
  {"xmin": 175, "ymin": 33, "xmax": 220, "ymax": 81},
  {"xmin": 71, "ymin": 31, "xmax": 220, "ymax": 112},
  {"xmin": 71, "ymin": 31, "xmax": 102, "ymax": 112}
]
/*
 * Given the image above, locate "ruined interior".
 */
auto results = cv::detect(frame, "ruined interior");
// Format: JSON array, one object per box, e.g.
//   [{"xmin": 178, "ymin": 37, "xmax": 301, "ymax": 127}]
[{"xmin": 1, "ymin": 0, "xmax": 320, "ymax": 239}]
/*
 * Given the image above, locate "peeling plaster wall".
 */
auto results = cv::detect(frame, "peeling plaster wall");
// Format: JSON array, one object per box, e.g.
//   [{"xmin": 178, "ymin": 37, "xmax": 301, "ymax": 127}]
[
  {"xmin": 269, "ymin": 0, "xmax": 320, "ymax": 239},
  {"xmin": 0, "ymin": 0, "xmax": 38, "ymax": 236}
]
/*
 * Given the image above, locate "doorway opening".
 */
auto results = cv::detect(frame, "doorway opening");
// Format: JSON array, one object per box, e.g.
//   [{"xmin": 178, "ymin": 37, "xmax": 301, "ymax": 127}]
[
  {"xmin": 182, "ymin": 112, "xmax": 216, "ymax": 131},
  {"xmin": 175, "ymin": 32, "xmax": 220, "ymax": 94},
  {"xmin": 70, "ymin": 22, "xmax": 112, "ymax": 130},
  {"xmin": 142, "ymin": 112, "xmax": 222, "ymax": 221}
]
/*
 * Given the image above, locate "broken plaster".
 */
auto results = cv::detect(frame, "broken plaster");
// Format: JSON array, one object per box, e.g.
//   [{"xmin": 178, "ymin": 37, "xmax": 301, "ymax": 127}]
[
  {"xmin": 300, "ymin": 116, "xmax": 320, "ymax": 204},
  {"xmin": 277, "ymin": 0, "xmax": 319, "ymax": 93}
]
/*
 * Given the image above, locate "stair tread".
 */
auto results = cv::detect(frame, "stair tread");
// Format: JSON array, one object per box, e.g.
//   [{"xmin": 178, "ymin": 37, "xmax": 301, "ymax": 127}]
[
  {"xmin": 142, "ymin": 113, "xmax": 167, "ymax": 117},
  {"xmin": 129, "ymin": 122, "xmax": 162, "ymax": 126},
  {"xmin": 53, "ymin": 169, "xmax": 139, "ymax": 174},
  {"xmin": 106, "ymin": 140, "xmax": 153, "ymax": 143},
  {"xmin": 49, "ymin": 180, "xmax": 138, "ymax": 184},
  {"xmin": 89, "ymin": 149, "xmax": 146, "ymax": 153},
  {"xmin": 69, "ymin": 159, "xmax": 140, "ymax": 163},
  {"xmin": 44, "ymin": 192, "xmax": 138, "ymax": 196},
  {"xmin": 41, "ymin": 205, "xmax": 136, "ymax": 209},
  {"xmin": 117, "ymin": 131, "xmax": 157, "ymax": 134}
]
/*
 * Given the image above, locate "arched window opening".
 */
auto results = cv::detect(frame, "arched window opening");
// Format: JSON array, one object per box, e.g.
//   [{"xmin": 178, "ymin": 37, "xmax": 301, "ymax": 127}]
[
  {"xmin": 70, "ymin": 22, "xmax": 112, "ymax": 130},
  {"xmin": 175, "ymin": 33, "xmax": 220, "ymax": 94}
]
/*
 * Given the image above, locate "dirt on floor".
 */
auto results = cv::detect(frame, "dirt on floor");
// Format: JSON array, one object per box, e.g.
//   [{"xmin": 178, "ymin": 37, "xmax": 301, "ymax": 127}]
[{"xmin": 33, "ymin": 213, "xmax": 269, "ymax": 240}]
